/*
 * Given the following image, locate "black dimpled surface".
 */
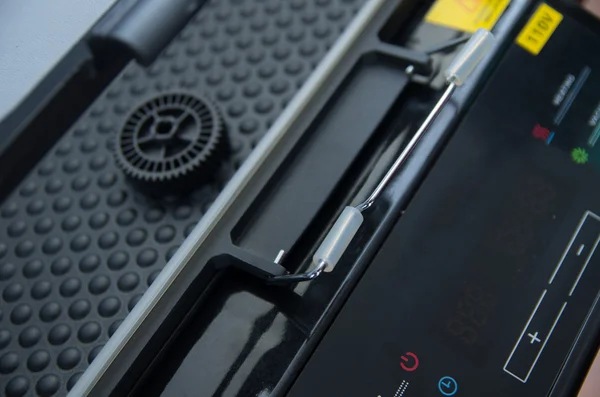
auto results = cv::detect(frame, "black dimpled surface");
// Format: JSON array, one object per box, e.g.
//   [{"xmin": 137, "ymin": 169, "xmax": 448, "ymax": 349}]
[{"xmin": 0, "ymin": 0, "xmax": 365, "ymax": 394}]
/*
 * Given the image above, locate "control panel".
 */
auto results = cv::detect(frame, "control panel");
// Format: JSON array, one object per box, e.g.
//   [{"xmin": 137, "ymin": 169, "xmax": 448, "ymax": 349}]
[{"xmin": 287, "ymin": 2, "xmax": 600, "ymax": 396}]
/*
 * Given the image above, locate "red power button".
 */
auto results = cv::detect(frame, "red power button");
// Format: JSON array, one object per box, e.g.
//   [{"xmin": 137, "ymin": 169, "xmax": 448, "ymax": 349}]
[{"xmin": 400, "ymin": 352, "xmax": 419, "ymax": 372}]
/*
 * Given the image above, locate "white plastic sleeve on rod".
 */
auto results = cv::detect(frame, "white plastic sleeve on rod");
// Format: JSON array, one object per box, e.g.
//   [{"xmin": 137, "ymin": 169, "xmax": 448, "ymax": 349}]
[
  {"xmin": 313, "ymin": 206, "xmax": 364, "ymax": 272},
  {"xmin": 444, "ymin": 28, "xmax": 496, "ymax": 86}
]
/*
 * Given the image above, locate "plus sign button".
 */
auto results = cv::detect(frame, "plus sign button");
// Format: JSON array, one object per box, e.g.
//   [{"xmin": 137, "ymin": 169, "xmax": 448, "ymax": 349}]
[{"xmin": 438, "ymin": 376, "xmax": 458, "ymax": 396}]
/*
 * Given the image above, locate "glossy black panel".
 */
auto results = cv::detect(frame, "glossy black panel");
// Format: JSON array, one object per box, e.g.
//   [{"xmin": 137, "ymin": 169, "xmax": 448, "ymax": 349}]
[
  {"xmin": 132, "ymin": 272, "xmax": 306, "ymax": 396},
  {"xmin": 288, "ymin": 3, "xmax": 600, "ymax": 397}
]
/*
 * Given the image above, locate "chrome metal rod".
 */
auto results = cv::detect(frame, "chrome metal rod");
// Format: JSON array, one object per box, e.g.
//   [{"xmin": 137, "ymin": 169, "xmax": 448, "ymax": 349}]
[
  {"xmin": 355, "ymin": 82, "xmax": 457, "ymax": 212},
  {"xmin": 268, "ymin": 260, "xmax": 328, "ymax": 284},
  {"xmin": 425, "ymin": 35, "xmax": 470, "ymax": 55}
]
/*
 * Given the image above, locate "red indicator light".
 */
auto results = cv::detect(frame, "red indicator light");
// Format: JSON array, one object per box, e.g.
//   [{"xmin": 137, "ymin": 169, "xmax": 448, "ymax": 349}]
[{"xmin": 532, "ymin": 124, "xmax": 551, "ymax": 141}]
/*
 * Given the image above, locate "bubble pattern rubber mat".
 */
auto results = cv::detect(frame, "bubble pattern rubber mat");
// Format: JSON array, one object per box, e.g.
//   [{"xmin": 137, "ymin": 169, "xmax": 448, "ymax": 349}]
[{"xmin": 0, "ymin": 0, "xmax": 365, "ymax": 395}]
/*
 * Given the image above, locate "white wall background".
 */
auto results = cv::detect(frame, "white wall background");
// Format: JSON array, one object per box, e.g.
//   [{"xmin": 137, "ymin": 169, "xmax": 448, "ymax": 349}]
[{"xmin": 0, "ymin": 0, "xmax": 117, "ymax": 120}]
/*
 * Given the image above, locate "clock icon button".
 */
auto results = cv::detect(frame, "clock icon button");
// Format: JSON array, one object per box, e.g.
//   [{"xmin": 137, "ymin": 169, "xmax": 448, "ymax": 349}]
[{"xmin": 438, "ymin": 376, "xmax": 458, "ymax": 396}]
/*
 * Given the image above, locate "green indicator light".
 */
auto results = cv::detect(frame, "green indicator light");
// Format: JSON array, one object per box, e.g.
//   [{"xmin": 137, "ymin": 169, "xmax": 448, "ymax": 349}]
[{"xmin": 571, "ymin": 147, "xmax": 589, "ymax": 165}]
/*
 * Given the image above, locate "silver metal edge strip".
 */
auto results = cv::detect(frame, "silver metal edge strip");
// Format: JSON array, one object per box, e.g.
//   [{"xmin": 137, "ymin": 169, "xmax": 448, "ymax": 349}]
[{"xmin": 69, "ymin": 0, "xmax": 387, "ymax": 395}]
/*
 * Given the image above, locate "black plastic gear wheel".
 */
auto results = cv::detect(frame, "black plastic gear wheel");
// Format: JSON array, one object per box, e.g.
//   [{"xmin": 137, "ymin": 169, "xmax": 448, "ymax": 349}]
[{"xmin": 113, "ymin": 92, "xmax": 228, "ymax": 195}]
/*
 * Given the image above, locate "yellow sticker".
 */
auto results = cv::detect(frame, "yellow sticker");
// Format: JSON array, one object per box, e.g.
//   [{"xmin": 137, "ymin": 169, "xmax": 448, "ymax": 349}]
[
  {"xmin": 516, "ymin": 3, "xmax": 563, "ymax": 55},
  {"xmin": 425, "ymin": 0, "xmax": 511, "ymax": 33}
]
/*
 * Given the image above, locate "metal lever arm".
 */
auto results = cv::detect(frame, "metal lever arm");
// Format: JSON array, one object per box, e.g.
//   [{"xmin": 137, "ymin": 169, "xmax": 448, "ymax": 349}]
[{"xmin": 272, "ymin": 29, "xmax": 496, "ymax": 284}]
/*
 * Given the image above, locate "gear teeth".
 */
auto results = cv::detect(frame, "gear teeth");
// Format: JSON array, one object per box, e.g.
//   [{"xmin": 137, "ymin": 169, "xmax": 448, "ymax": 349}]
[{"xmin": 112, "ymin": 93, "xmax": 228, "ymax": 196}]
